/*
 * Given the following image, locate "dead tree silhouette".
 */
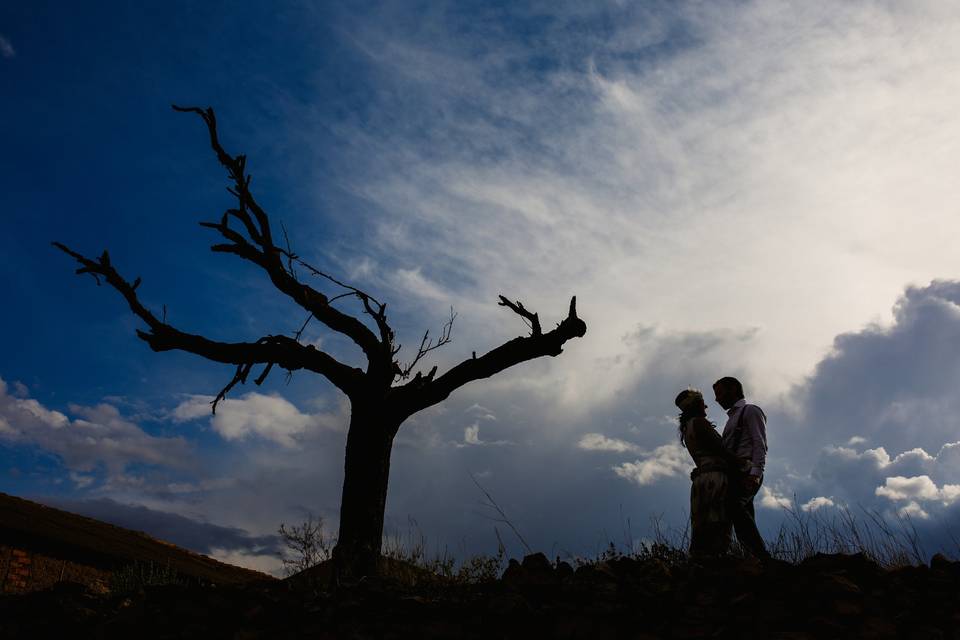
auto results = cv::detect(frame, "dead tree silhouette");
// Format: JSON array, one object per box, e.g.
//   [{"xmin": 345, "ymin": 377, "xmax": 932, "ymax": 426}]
[{"xmin": 54, "ymin": 105, "xmax": 587, "ymax": 581}]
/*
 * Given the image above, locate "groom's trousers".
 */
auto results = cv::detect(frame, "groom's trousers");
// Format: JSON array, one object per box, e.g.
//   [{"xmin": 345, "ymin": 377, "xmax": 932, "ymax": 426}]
[{"xmin": 730, "ymin": 479, "xmax": 770, "ymax": 559}]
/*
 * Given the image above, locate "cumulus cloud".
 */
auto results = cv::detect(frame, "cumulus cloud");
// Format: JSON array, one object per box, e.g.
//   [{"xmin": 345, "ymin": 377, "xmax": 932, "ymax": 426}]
[
  {"xmin": 765, "ymin": 278, "xmax": 960, "ymax": 546},
  {"xmin": 172, "ymin": 392, "xmax": 344, "ymax": 447},
  {"xmin": 612, "ymin": 442, "xmax": 690, "ymax": 486},
  {"xmin": 790, "ymin": 281, "xmax": 960, "ymax": 458},
  {"xmin": 897, "ymin": 502, "xmax": 930, "ymax": 520},
  {"xmin": 578, "ymin": 433, "xmax": 641, "ymax": 454},
  {"xmin": 875, "ymin": 476, "xmax": 940, "ymax": 501},
  {"xmin": 801, "ymin": 496, "xmax": 835, "ymax": 512},
  {"xmin": 875, "ymin": 476, "xmax": 960, "ymax": 505},
  {"xmin": 759, "ymin": 486, "xmax": 792, "ymax": 510},
  {"xmin": 0, "ymin": 377, "xmax": 190, "ymax": 474},
  {"xmin": 803, "ymin": 438, "xmax": 960, "ymax": 519}
]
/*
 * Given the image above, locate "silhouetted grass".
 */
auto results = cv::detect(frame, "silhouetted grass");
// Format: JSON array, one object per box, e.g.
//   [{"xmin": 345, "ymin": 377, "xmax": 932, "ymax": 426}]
[
  {"xmin": 279, "ymin": 498, "xmax": 952, "ymax": 585},
  {"xmin": 109, "ymin": 560, "xmax": 186, "ymax": 594}
]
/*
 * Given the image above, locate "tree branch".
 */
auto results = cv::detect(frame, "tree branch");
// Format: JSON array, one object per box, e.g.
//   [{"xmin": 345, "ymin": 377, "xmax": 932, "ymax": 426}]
[
  {"xmin": 172, "ymin": 104, "xmax": 388, "ymax": 365},
  {"xmin": 52, "ymin": 242, "xmax": 365, "ymax": 401},
  {"xmin": 497, "ymin": 296, "xmax": 541, "ymax": 335},
  {"xmin": 396, "ymin": 307, "xmax": 456, "ymax": 380},
  {"xmin": 394, "ymin": 296, "xmax": 586, "ymax": 415}
]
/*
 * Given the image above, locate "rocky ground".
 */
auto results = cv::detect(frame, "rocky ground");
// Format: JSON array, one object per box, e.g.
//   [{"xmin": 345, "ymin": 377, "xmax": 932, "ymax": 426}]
[{"xmin": 1, "ymin": 552, "xmax": 959, "ymax": 639}]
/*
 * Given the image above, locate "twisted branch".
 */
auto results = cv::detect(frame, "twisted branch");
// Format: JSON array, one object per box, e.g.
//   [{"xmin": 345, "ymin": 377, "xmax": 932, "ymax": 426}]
[
  {"xmin": 52, "ymin": 242, "xmax": 365, "ymax": 402},
  {"xmin": 172, "ymin": 104, "xmax": 388, "ymax": 366},
  {"xmin": 393, "ymin": 296, "xmax": 586, "ymax": 414}
]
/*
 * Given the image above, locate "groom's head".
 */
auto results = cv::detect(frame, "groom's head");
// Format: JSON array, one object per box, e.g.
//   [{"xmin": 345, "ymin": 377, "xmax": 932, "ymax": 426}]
[{"xmin": 713, "ymin": 376, "xmax": 744, "ymax": 410}]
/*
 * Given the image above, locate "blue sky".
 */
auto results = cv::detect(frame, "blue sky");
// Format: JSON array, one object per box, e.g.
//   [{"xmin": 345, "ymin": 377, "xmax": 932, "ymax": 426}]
[{"xmin": 5, "ymin": 1, "xmax": 960, "ymax": 573}]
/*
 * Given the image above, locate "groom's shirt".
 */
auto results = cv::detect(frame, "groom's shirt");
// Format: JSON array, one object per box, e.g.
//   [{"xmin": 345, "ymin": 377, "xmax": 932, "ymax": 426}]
[{"xmin": 721, "ymin": 399, "xmax": 768, "ymax": 478}]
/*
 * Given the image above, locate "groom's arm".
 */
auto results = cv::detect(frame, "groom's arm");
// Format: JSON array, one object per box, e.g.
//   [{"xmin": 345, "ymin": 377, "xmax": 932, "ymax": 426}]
[{"xmin": 744, "ymin": 405, "xmax": 768, "ymax": 477}]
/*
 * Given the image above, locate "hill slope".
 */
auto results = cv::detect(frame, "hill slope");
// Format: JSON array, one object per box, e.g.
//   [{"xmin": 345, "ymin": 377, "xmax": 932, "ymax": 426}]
[{"xmin": 0, "ymin": 492, "xmax": 272, "ymax": 591}]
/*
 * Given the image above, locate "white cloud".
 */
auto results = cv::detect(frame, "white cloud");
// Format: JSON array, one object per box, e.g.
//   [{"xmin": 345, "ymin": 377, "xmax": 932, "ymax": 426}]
[
  {"xmin": 0, "ymin": 35, "xmax": 14, "ymax": 59},
  {"xmin": 455, "ymin": 421, "xmax": 511, "ymax": 448},
  {"xmin": 0, "ymin": 377, "xmax": 190, "ymax": 474},
  {"xmin": 577, "ymin": 433, "xmax": 641, "ymax": 454},
  {"xmin": 612, "ymin": 442, "xmax": 690, "ymax": 486},
  {"xmin": 801, "ymin": 496, "xmax": 835, "ymax": 512},
  {"xmin": 897, "ymin": 502, "xmax": 930, "ymax": 520},
  {"xmin": 847, "ymin": 436, "xmax": 867, "ymax": 446},
  {"xmin": 172, "ymin": 392, "xmax": 343, "ymax": 447},
  {"xmin": 875, "ymin": 475, "xmax": 960, "ymax": 505},
  {"xmin": 465, "ymin": 404, "xmax": 497, "ymax": 421},
  {"xmin": 759, "ymin": 486, "xmax": 792, "ymax": 510},
  {"xmin": 464, "ymin": 424, "xmax": 480, "ymax": 445}
]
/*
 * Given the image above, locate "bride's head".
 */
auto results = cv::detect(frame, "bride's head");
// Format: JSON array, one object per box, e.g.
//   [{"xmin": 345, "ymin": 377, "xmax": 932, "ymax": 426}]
[
  {"xmin": 674, "ymin": 389, "xmax": 706, "ymax": 445},
  {"xmin": 674, "ymin": 388, "xmax": 706, "ymax": 420}
]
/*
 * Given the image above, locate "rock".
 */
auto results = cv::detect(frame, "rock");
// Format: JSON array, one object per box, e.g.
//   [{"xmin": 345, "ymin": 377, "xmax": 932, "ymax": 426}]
[
  {"xmin": 800, "ymin": 552, "xmax": 881, "ymax": 583},
  {"xmin": 502, "ymin": 554, "xmax": 559, "ymax": 586},
  {"xmin": 929, "ymin": 553, "xmax": 956, "ymax": 572},
  {"xmin": 521, "ymin": 552, "xmax": 552, "ymax": 573},
  {"xmin": 573, "ymin": 561, "xmax": 618, "ymax": 584},
  {"xmin": 501, "ymin": 559, "xmax": 525, "ymax": 584},
  {"xmin": 5, "ymin": 547, "xmax": 960, "ymax": 639}
]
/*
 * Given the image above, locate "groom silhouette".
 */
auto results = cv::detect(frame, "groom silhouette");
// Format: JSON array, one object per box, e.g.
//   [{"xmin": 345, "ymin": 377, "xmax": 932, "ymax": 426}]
[{"xmin": 713, "ymin": 376, "xmax": 770, "ymax": 560}]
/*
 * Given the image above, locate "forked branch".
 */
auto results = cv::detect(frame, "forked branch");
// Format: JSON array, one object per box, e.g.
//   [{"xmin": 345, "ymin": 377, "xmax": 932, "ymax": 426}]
[
  {"xmin": 52, "ymin": 242, "xmax": 365, "ymax": 402},
  {"xmin": 172, "ymin": 104, "xmax": 389, "ymax": 365},
  {"xmin": 394, "ymin": 296, "xmax": 586, "ymax": 414},
  {"xmin": 397, "ymin": 307, "xmax": 457, "ymax": 380},
  {"xmin": 498, "ymin": 296, "xmax": 541, "ymax": 335}
]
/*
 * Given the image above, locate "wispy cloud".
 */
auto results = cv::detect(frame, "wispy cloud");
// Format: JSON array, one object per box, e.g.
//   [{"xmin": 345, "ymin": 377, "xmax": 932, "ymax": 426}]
[{"xmin": 328, "ymin": 1, "xmax": 960, "ymax": 409}]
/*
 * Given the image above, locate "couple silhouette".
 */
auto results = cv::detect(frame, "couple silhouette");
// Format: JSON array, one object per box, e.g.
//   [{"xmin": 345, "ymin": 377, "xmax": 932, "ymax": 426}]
[{"xmin": 674, "ymin": 377, "xmax": 770, "ymax": 560}]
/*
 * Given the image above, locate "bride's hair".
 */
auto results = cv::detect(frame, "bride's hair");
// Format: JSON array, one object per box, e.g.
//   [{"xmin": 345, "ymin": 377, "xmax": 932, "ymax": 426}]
[{"xmin": 674, "ymin": 389, "xmax": 706, "ymax": 446}]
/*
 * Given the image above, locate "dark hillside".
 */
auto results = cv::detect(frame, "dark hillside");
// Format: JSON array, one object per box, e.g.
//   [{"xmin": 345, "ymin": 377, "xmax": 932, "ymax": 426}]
[{"xmin": 0, "ymin": 492, "xmax": 272, "ymax": 591}]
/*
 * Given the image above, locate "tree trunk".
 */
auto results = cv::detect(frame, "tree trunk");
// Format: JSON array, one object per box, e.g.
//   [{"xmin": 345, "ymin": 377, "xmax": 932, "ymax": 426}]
[{"xmin": 332, "ymin": 406, "xmax": 398, "ymax": 582}]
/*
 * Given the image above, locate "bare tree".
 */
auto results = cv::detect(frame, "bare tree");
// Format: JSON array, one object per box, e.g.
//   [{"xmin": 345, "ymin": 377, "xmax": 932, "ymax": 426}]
[{"xmin": 55, "ymin": 105, "xmax": 587, "ymax": 581}]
